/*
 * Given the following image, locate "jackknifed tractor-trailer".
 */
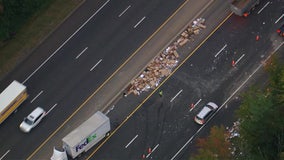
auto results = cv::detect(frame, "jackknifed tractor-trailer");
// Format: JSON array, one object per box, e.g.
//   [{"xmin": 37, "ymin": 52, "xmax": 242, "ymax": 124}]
[{"xmin": 51, "ymin": 111, "xmax": 111, "ymax": 160}]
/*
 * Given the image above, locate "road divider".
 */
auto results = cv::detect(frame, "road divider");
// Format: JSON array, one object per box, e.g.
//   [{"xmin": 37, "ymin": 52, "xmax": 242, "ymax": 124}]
[
  {"xmin": 46, "ymin": 103, "xmax": 57, "ymax": 116},
  {"xmin": 76, "ymin": 47, "xmax": 88, "ymax": 59},
  {"xmin": 119, "ymin": 5, "xmax": 131, "ymax": 17},
  {"xmin": 257, "ymin": 2, "xmax": 270, "ymax": 14},
  {"xmin": 0, "ymin": 150, "xmax": 10, "ymax": 160},
  {"xmin": 30, "ymin": 90, "xmax": 43, "ymax": 103},
  {"xmin": 214, "ymin": 44, "xmax": 227, "ymax": 57},
  {"xmin": 125, "ymin": 134, "xmax": 138, "ymax": 148},
  {"xmin": 170, "ymin": 89, "xmax": 183, "ymax": 102},
  {"xmin": 90, "ymin": 59, "xmax": 103, "ymax": 71},
  {"xmin": 134, "ymin": 16, "xmax": 146, "ymax": 28}
]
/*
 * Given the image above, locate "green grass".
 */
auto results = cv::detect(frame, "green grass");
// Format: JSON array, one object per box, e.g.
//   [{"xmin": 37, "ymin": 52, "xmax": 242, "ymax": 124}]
[{"xmin": 0, "ymin": 0, "xmax": 84, "ymax": 79}]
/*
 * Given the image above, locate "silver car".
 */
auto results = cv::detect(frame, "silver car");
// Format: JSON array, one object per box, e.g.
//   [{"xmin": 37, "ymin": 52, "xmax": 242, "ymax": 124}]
[
  {"xmin": 194, "ymin": 102, "xmax": 218, "ymax": 125},
  {"xmin": 19, "ymin": 107, "xmax": 46, "ymax": 133}
]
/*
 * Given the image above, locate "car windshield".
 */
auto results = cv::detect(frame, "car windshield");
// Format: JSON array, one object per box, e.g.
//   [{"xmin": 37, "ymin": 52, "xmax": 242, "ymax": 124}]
[{"xmin": 24, "ymin": 117, "xmax": 33, "ymax": 125}]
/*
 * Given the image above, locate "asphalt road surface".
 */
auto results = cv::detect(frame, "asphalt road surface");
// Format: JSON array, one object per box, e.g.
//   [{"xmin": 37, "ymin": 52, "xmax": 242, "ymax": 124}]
[
  {"xmin": 90, "ymin": 0, "xmax": 284, "ymax": 160},
  {"xmin": 0, "ymin": 0, "xmax": 188, "ymax": 159}
]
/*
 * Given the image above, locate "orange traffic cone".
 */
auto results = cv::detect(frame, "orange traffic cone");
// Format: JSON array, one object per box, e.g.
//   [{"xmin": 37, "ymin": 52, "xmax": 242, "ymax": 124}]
[
  {"xmin": 232, "ymin": 60, "xmax": 235, "ymax": 67},
  {"xmin": 256, "ymin": 35, "xmax": 260, "ymax": 41},
  {"xmin": 148, "ymin": 147, "xmax": 152, "ymax": 153}
]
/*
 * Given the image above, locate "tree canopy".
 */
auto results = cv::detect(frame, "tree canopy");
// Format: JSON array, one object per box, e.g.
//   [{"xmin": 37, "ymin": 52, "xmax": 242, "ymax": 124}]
[{"xmin": 0, "ymin": 0, "xmax": 53, "ymax": 41}]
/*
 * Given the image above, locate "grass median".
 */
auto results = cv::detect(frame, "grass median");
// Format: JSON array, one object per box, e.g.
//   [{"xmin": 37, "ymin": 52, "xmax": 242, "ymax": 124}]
[{"xmin": 0, "ymin": 0, "xmax": 84, "ymax": 80}]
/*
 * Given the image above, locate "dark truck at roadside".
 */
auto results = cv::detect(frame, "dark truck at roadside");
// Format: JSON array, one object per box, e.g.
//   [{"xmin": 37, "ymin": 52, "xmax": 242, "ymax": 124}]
[
  {"xmin": 277, "ymin": 24, "xmax": 284, "ymax": 37},
  {"xmin": 230, "ymin": 0, "xmax": 260, "ymax": 17}
]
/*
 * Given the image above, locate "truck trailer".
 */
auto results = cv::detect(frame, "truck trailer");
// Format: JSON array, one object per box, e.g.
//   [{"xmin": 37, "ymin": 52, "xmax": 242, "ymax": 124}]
[
  {"xmin": 51, "ymin": 111, "xmax": 111, "ymax": 160},
  {"xmin": 230, "ymin": 0, "xmax": 260, "ymax": 17}
]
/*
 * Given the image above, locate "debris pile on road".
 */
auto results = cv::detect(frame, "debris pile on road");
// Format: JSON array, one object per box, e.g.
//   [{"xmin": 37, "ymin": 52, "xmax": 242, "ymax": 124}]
[
  {"xmin": 126, "ymin": 18, "xmax": 206, "ymax": 96},
  {"xmin": 226, "ymin": 120, "xmax": 241, "ymax": 156}
]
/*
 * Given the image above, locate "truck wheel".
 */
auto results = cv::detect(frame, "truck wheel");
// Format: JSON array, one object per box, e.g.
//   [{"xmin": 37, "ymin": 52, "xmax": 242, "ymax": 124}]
[{"xmin": 105, "ymin": 132, "xmax": 110, "ymax": 137}]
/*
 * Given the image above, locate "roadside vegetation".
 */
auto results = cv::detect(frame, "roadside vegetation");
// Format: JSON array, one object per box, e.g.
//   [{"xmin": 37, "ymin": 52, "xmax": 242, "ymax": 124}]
[
  {"xmin": 0, "ymin": 0, "xmax": 82, "ymax": 79},
  {"xmin": 190, "ymin": 56, "xmax": 284, "ymax": 160}
]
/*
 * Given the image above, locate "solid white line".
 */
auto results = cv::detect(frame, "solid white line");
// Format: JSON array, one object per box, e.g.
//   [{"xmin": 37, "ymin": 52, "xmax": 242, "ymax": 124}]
[
  {"xmin": 274, "ymin": 42, "xmax": 284, "ymax": 52},
  {"xmin": 125, "ymin": 135, "xmax": 138, "ymax": 148},
  {"xmin": 257, "ymin": 2, "xmax": 270, "ymax": 14},
  {"xmin": 22, "ymin": 0, "xmax": 110, "ymax": 84},
  {"xmin": 76, "ymin": 47, "xmax": 88, "ymax": 59},
  {"xmin": 119, "ymin": 5, "xmax": 131, "ymax": 17},
  {"xmin": 275, "ymin": 14, "xmax": 284, "ymax": 24},
  {"xmin": 235, "ymin": 54, "xmax": 245, "ymax": 66},
  {"xmin": 90, "ymin": 59, "xmax": 102, "ymax": 71},
  {"xmin": 30, "ymin": 90, "xmax": 43, "ymax": 103},
  {"xmin": 190, "ymin": 99, "xmax": 202, "ymax": 112},
  {"xmin": 146, "ymin": 144, "xmax": 159, "ymax": 158},
  {"xmin": 0, "ymin": 150, "xmax": 10, "ymax": 160},
  {"xmin": 214, "ymin": 44, "xmax": 227, "ymax": 57},
  {"xmin": 171, "ymin": 42, "xmax": 284, "ymax": 160},
  {"xmin": 170, "ymin": 89, "xmax": 183, "ymax": 102},
  {"xmin": 134, "ymin": 16, "xmax": 146, "ymax": 28},
  {"xmin": 46, "ymin": 103, "xmax": 57, "ymax": 116}
]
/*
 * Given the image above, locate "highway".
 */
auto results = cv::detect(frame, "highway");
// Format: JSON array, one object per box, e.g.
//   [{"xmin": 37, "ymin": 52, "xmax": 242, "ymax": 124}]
[
  {"xmin": 89, "ymin": 0, "xmax": 284, "ymax": 159},
  {"xmin": 0, "ymin": 0, "xmax": 188, "ymax": 159},
  {"xmin": 0, "ymin": 0, "xmax": 282, "ymax": 159}
]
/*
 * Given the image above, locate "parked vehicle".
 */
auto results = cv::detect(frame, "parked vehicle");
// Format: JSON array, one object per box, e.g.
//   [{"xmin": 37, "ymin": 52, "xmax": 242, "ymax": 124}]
[
  {"xmin": 194, "ymin": 102, "xmax": 218, "ymax": 125},
  {"xmin": 230, "ymin": 0, "xmax": 260, "ymax": 17},
  {"xmin": 277, "ymin": 24, "xmax": 284, "ymax": 37},
  {"xmin": 19, "ymin": 107, "xmax": 46, "ymax": 133},
  {"xmin": 51, "ymin": 111, "xmax": 111, "ymax": 160}
]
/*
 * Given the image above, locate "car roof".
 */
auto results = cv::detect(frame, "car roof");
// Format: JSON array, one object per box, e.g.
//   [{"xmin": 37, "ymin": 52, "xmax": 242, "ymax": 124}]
[
  {"xmin": 207, "ymin": 102, "xmax": 218, "ymax": 109},
  {"xmin": 196, "ymin": 106, "xmax": 212, "ymax": 119},
  {"xmin": 28, "ymin": 107, "xmax": 44, "ymax": 120}
]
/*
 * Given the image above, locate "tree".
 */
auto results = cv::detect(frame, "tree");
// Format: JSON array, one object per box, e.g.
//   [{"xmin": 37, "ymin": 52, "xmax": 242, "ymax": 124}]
[
  {"xmin": 190, "ymin": 125, "xmax": 232, "ymax": 160},
  {"xmin": 235, "ymin": 56, "xmax": 284, "ymax": 160}
]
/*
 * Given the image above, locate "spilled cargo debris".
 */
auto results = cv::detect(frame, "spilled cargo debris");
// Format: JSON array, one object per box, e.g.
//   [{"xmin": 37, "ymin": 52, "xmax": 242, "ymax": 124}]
[{"xmin": 126, "ymin": 18, "xmax": 206, "ymax": 95}]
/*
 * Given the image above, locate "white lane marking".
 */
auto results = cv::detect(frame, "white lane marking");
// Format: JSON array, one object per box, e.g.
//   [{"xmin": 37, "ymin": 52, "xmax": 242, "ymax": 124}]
[
  {"xmin": 90, "ymin": 59, "xmax": 102, "ymax": 71},
  {"xmin": 134, "ymin": 16, "xmax": 146, "ymax": 28},
  {"xmin": 257, "ymin": 2, "xmax": 270, "ymax": 14},
  {"xmin": 118, "ymin": 5, "xmax": 131, "ymax": 17},
  {"xmin": 30, "ymin": 90, "xmax": 43, "ymax": 103},
  {"xmin": 275, "ymin": 14, "xmax": 284, "ymax": 24},
  {"xmin": 46, "ymin": 103, "xmax": 57, "ymax": 116},
  {"xmin": 189, "ymin": 99, "xmax": 202, "ymax": 112},
  {"xmin": 76, "ymin": 47, "xmax": 88, "ymax": 59},
  {"xmin": 105, "ymin": 105, "xmax": 115, "ymax": 115},
  {"xmin": 146, "ymin": 144, "xmax": 159, "ymax": 158},
  {"xmin": 274, "ymin": 42, "xmax": 284, "ymax": 52},
  {"xmin": 170, "ymin": 42, "xmax": 284, "ymax": 160},
  {"xmin": 214, "ymin": 44, "xmax": 227, "ymax": 57},
  {"xmin": 235, "ymin": 54, "xmax": 245, "ymax": 66},
  {"xmin": 0, "ymin": 150, "xmax": 10, "ymax": 160},
  {"xmin": 22, "ymin": 0, "xmax": 110, "ymax": 84},
  {"xmin": 125, "ymin": 135, "xmax": 138, "ymax": 148},
  {"xmin": 170, "ymin": 89, "xmax": 183, "ymax": 102}
]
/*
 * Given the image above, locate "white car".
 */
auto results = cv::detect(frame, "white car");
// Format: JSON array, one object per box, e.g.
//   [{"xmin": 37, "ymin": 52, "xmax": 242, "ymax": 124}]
[
  {"xmin": 19, "ymin": 107, "xmax": 46, "ymax": 133},
  {"xmin": 194, "ymin": 102, "xmax": 218, "ymax": 125}
]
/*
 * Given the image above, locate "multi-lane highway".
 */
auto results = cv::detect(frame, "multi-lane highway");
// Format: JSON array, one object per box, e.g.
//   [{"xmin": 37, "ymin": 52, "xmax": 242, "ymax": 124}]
[
  {"xmin": 0, "ymin": 0, "xmax": 283, "ymax": 160},
  {"xmin": 0, "ymin": 0, "xmax": 191, "ymax": 159},
  {"xmin": 89, "ymin": 0, "xmax": 284, "ymax": 159}
]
